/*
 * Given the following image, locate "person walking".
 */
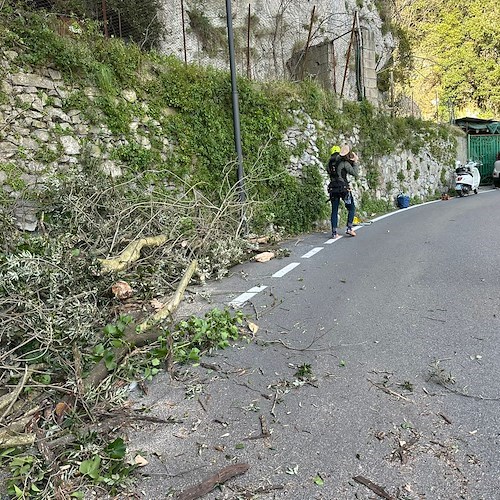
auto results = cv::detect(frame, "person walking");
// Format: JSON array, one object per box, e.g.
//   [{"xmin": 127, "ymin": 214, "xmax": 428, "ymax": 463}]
[{"xmin": 327, "ymin": 144, "xmax": 359, "ymax": 238}]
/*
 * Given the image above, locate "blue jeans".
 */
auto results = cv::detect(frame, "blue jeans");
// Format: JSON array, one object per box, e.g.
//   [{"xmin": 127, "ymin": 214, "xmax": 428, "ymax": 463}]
[{"xmin": 331, "ymin": 195, "xmax": 355, "ymax": 233}]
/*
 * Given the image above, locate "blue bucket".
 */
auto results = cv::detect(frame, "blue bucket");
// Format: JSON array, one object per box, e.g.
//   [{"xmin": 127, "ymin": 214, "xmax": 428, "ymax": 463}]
[{"xmin": 397, "ymin": 194, "xmax": 410, "ymax": 209}]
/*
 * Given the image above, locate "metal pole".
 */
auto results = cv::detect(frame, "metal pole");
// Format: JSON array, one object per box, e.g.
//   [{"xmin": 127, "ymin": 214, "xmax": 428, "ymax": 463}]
[
  {"xmin": 225, "ymin": 0, "xmax": 246, "ymax": 205},
  {"xmin": 181, "ymin": 0, "xmax": 188, "ymax": 65},
  {"xmin": 331, "ymin": 40, "xmax": 337, "ymax": 93},
  {"xmin": 102, "ymin": 0, "xmax": 109, "ymax": 38},
  {"xmin": 300, "ymin": 5, "xmax": 316, "ymax": 80},
  {"xmin": 246, "ymin": 4, "xmax": 251, "ymax": 79},
  {"xmin": 340, "ymin": 14, "xmax": 357, "ymax": 98},
  {"xmin": 355, "ymin": 10, "xmax": 364, "ymax": 99},
  {"xmin": 390, "ymin": 68, "xmax": 394, "ymax": 117}
]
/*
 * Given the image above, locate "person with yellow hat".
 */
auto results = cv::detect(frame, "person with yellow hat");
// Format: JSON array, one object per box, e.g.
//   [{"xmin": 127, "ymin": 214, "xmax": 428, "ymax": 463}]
[{"xmin": 326, "ymin": 144, "xmax": 359, "ymax": 238}]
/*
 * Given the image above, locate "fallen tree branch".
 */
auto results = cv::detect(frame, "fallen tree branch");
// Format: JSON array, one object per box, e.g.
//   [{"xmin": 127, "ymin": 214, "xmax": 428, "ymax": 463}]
[
  {"xmin": 0, "ymin": 411, "xmax": 39, "ymax": 449},
  {"xmin": 368, "ymin": 379, "xmax": 415, "ymax": 404},
  {"xmin": 98, "ymin": 235, "xmax": 168, "ymax": 274},
  {"xmin": 353, "ymin": 475, "xmax": 395, "ymax": 500},
  {"xmin": 46, "ymin": 411, "xmax": 176, "ymax": 450},
  {"xmin": 84, "ymin": 260, "xmax": 198, "ymax": 389},
  {"xmin": 136, "ymin": 259, "xmax": 198, "ymax": 333},
  {"xmin": 0, "ymin": 365, "xmax": 31, "ymax": 423},
  {"xmin": 177, "ymin": 463, "xmax": 249, "ymax": 500}
]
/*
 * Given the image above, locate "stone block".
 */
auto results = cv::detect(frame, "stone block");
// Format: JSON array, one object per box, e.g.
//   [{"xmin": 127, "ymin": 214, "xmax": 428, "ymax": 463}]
[
  {"xmin": 11, "ymin": 73, "xmax": 54, "ymax": 90},
  {"xmin": 60, "ymin": 135, "xmax": 81, "ymax": 155}
]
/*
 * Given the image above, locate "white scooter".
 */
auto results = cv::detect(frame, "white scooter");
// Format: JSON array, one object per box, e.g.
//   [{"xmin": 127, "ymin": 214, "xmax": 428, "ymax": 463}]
[{"xmin": 455, "ymin": 160, "xmax": 481, "ymax": 197}]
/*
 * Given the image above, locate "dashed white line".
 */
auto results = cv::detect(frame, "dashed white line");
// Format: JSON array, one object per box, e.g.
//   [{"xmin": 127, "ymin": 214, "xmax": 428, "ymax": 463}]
[
  {"xmin": 272, "ymin": 262, "xmax": 300, "ymax": 278},
  {"xmin": 301, "ymin": 247, "xmax": 324, "ymax": 258},
  {"xmin": 229, "ymin": 285, "xmax": 267, "ymax": 307},
  {"xmin": 326, "ymin": 235, "xmax": 343, "ymax": 244}
]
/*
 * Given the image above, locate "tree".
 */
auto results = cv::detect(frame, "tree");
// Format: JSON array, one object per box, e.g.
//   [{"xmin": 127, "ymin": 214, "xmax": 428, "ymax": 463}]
[{"xmin": 395, "ymin": 0, "xmax": 500, "ymax": 118}]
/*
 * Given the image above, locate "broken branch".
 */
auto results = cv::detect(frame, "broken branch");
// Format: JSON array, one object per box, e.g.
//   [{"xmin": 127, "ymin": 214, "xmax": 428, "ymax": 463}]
[
  {"xmin": 84, "ymin": 260, "xmax": 197, "ymax": 389},
  {"xmin": 98, "ymin": 235, "xmax": 168, "ymax": 274},
  {"xmin": 177, "ymin": 463, "xmax": 249, "ymax": 500},
  {"xmin": 0, "ymin": 365, "xmax": 32, "ymax": 422},
  {"xmin": 368, "ymin": 379, "xmax": 415, "ymax": 404},
  {"xmin": 353, "ymin": 475, "xmax": 395, "ymax": 500}
]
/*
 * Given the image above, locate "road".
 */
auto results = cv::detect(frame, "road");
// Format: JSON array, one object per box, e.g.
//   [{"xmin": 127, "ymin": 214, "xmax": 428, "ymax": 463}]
[{"xmin": 130, "ymin": 189, "xmax": 500, "ymax": 499}]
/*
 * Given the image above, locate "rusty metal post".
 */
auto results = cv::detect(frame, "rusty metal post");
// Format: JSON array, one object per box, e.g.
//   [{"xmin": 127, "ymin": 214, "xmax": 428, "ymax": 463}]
[
  {"xmin": 300, "ymin": 5, "xmax": 316, "ymax": 80},
  {"xmin": 101, "ymin": 0, "xmax": 109, "ymax": 38},
  {"xmin": 246, "ymin": 4, "xmax": 251, "ymax": 79},
  {"xmin": 331, "ymin": 40, "xmax": 337, "ymax": 93},
  {"xmin": 181, "ymin": 0, "xmax": 188, "ymax": 65},
  {"xmin": 340, "ymin": 13, "xmax": 357, "ymax": 98}
]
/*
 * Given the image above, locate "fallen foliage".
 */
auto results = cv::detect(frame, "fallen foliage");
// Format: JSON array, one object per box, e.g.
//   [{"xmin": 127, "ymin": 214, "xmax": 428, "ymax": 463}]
[{"xmin": 0, "ymin": 162, "xmax": 256, "ymax": 497}]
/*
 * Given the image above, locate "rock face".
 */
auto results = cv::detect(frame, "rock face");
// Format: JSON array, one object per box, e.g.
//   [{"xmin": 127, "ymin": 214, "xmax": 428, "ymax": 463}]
[
  {"xmin": 0, "ymin": 48, "xmax": 459, "ymax": 232},
  {"xmin": 160, "ymin": 0, "xmax": 394, "ymax": 104}
]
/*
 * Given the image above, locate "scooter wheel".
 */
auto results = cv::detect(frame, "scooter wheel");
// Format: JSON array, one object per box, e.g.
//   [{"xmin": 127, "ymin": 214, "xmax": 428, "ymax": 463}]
[{"xmin": 474, "ymin": 189, "xmax": 478, "ymax": 194}]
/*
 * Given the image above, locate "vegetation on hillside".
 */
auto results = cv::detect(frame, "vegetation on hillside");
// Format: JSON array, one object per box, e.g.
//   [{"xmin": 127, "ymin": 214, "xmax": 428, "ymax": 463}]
[{"xmin": 394, "ymin": 0, "xmax": 500, "ymax": 119}]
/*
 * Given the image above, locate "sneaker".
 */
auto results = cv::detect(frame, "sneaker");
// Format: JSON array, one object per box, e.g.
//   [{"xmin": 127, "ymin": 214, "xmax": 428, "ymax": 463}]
[
  {"xmin": 331, "ymin": 232, "xmax": 339, "ymax": 239},
  {"xmin": 346, "ymin": 228, "xmax": 356, "ymax": 237}
]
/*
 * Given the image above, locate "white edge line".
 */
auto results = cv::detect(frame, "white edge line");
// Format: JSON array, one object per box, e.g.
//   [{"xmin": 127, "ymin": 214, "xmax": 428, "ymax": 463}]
[
  {"xmin": 272, "ymin": 262, "xmax": 300, "ymax": 278},
  {"xmin": 229, "ymin": 285, "xmax": 267, "ymax": 307},
  {"xmin": 325, "ymin": 235, "xmax": 343, "ymax": 244},
  {"xmin": 368, "ymin": 194, "xmax": 500, "ymax": 222},
  {"xmin": 301, "ymin": 247, "xmax": 324, "ymax": 258}
]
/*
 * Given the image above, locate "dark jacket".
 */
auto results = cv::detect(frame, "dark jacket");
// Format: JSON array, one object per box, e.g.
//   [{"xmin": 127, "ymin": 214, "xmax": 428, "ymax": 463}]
[{"xmin": 328, "ymin": 154, "xmax": 359, "ymax": 187}]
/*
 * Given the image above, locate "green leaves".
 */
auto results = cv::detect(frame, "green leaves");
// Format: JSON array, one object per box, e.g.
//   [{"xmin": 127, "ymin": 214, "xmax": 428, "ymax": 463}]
[
  {"xmin": 313, "ymin": 473, "xmax": 324, "ymax": 486},
  {"xmin": 398, "ymin": 0, "xmax": 500, "ymax": 115},
  {"xmin": 173, "ymin": 308, "xmax": 244, "ymax": 363},
  {"xmin": 79, "ymin": 456, "xmax": 101, "ymax": 480},
  {"xmin": 105, "ymin": 438, "xmax": 127, "ymax": 460}
]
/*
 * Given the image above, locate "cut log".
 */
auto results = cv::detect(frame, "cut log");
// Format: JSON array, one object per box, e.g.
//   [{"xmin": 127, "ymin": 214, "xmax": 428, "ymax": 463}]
[{"xmin": 177, "ymin": 463, "xmax": 249, "ymax": 500}]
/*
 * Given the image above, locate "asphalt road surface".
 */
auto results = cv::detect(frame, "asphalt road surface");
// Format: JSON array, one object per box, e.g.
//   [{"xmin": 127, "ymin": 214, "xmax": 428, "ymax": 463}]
[{"xmin": 130, "ymin": 189, "xmax": 500, "ymax": 500}]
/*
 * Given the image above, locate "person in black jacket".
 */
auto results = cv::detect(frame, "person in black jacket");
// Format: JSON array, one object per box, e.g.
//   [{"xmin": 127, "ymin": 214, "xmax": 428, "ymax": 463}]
[{"xmin": 327, "ymin": 144, "xmax": 359, "ymax": 238}]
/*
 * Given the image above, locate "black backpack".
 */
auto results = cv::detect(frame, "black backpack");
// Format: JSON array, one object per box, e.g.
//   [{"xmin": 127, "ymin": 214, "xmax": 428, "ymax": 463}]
[{"xmin": 327, "ymin": 155, "xmax": 348, "ymax": 199}]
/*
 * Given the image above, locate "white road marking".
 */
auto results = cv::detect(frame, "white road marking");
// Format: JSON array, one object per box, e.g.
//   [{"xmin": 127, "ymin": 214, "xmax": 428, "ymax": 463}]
[
  {"xmin": 229, "ymin": 285, "xmax": 267, "ymax": 307},
  {"xmin": 301, "ymin": 247, "xmax": 324, "ymax": 258},
  {"xmin": 325, "ymin": 235, "xmax": 343, "ymax": 244},
  {"xmin": 272, "ymin": 262, "xmax": 300, "ymax": 278}
]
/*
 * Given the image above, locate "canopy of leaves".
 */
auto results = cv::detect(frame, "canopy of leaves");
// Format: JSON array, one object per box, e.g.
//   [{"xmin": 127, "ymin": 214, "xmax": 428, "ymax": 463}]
[{"xmin": 395, "ymin": 0, "xmax": 500, "ymax": 117}]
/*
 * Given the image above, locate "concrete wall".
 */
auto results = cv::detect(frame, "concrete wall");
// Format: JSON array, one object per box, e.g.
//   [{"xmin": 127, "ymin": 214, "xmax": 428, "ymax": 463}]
[{"xmin": 287, "ymin": 26, "xmax": 380, "ymax": 105}]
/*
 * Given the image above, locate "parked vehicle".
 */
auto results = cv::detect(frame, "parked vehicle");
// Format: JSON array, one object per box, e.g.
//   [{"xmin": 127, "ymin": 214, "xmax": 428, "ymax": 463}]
[
  {"xmin": 493, "ymin": 156, "xmax": 500, "ymax": 188},
  {"xmin": 455, "ymin": 161, "xmax": 481, "ymax": 196}
]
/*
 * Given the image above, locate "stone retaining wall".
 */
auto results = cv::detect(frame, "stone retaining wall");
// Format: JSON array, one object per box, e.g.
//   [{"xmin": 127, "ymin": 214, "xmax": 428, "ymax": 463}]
[{"xmin": 0, "ymin": 52, "xmax": 459, "ymax": 231}]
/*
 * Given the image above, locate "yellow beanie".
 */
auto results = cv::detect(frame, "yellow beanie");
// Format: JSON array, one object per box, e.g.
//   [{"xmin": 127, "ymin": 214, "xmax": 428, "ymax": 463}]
[{"xmin": 330, "ymin": 145, "xmax": 340, "ymax": 155}]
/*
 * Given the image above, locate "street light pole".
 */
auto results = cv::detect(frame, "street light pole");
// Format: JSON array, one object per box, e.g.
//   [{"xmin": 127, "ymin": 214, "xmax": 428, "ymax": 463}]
[{"xmin": 225, "ymin": 0, "xmax": 246, "ymax": 207}]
